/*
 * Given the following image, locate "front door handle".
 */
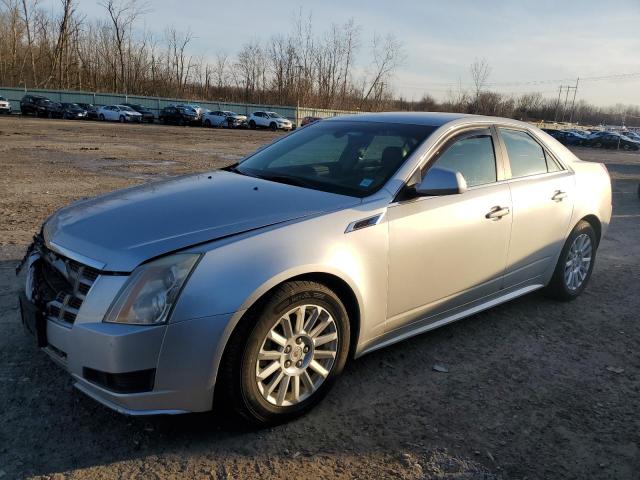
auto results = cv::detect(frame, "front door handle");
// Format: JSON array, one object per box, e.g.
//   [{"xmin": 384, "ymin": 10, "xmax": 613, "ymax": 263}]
[
  {"xmin": 485, "ymin": 206, "xmax": 510, "ymax": 220},
  {"xmin": 552, "ymin": 190, "xmax": 567, "ymax": 202}
]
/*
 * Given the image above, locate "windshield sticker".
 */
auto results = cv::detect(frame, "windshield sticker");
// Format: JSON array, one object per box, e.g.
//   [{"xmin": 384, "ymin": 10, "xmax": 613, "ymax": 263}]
[{"xmin": 359, "ymin": 178, "xmax": 374, "ymax": 188}]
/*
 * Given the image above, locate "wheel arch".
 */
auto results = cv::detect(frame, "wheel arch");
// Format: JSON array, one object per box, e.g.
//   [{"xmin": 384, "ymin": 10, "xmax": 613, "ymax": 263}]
[
  {"xmin": 211, "ymin": 270, "xmax": 363, "ymax": 409},
  {"xmin": 231, "ymin": 271, "xmax": 362, "ymax": 359},
  {"xmin": 580, "ymin": 214, "xmax": 602, "ymax": 246}
]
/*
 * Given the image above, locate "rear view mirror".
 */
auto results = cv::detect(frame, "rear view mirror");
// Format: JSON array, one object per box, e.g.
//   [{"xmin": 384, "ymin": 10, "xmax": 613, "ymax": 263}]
[{"xmin": 415, "ymin": 166, "xmax": 467, "ymax": 196}]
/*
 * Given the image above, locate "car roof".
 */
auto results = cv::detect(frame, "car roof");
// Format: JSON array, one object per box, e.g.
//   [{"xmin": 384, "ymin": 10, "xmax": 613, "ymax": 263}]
[{"xmin": 325, "ymin": 111, "xmax": 472, "ymax": 127}]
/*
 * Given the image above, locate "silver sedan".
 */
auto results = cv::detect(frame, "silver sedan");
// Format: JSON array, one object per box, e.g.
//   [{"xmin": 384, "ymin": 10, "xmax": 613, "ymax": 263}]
[{"xmin": 18, "ymin": 113, "xmax": 612, "ymax": 425}]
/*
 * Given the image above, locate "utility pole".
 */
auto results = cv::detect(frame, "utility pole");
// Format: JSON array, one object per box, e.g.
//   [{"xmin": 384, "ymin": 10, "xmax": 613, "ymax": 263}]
[
  {"xmin": 568, "ymin": 77, "xmax": 579, "ymax": 124},
  {"xmin": 554, "ymin": 85, "xmax": 563, "ymax": 122},
  {"xmin": 555, "ymin": 82, "xmax": 579, "ymax": 124}
]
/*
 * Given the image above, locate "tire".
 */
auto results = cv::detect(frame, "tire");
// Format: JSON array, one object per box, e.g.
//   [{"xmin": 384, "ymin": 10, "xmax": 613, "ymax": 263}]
[
  {"xmin": 178, "ymin": 118, "xmax": 185, "ymax": 126},
  {"xmin": 48, "ymin": 111, "xmax": 53, "ymax": 119},
  {"xmin": 270, "ymin": 122, "xmax": 277, "ymax": 131},
  {"xmin": 99, "ymin": 114, "xmax": 105, "ymax": 121},
  {"xmin": 249, "ymin": 120, "xmax": 256, "ymax": 129},
  {"xmin": 544, "ymin": 220, "xmax": 597, "ymax": 301},
  {"xmin": 218, "ymin": 280, "xmax": 350, "ymax": 426},
  {"xmin": 204, "ymin": 119, "xmax": 211, "ymax": 128},
  {"xmin": 119, "ymin": 115, "xmax": 126, "ymax": 123}
]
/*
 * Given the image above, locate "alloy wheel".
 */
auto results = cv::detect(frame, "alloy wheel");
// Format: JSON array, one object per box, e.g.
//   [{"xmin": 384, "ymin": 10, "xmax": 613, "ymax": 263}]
[
  {"xmin": 255, "ymin": 304, "xmax": 339, "ymax": 407},
  {"xmin": 564, "ymin": 233, "xmax": 592, "ymax": 291}
]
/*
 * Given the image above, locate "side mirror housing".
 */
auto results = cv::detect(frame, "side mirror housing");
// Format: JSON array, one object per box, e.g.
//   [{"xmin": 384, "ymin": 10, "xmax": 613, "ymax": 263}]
[{"xmin": 415, "ymin": 166, "xmax": 468, "ymax": 196}]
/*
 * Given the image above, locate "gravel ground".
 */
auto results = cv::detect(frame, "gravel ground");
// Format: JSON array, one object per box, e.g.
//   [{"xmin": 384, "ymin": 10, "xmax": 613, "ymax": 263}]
[{"xmin": 0, "ymin": 116, "xmax": 638, "ymax": 480}]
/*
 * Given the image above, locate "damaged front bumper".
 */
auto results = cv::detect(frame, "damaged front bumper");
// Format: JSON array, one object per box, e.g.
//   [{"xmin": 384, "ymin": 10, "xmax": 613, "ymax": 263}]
[{"xmin": 16, "ymin": 236, "xmax": 222, "ymax": 415}]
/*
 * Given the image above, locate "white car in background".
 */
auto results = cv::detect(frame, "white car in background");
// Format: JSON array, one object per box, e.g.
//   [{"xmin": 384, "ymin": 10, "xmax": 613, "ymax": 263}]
[
  {"xmin": 97, "ymin": 105, "xmax": 143, "ymax": 123},
  {"xmin": 248, "ymin": 111, "xmax": 293, "ymax": 131},
  {"xmin": 0, "ymin": 96, "xmax": 11, "ymax": 114},
  {"xmin": 203, "ymin": 110, "xmax": 247, "ymax": 128}
]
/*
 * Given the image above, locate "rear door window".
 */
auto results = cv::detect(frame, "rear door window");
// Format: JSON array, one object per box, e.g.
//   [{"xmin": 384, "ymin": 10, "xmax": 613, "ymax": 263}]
[{"xmin": 500, "ymin": 129, "xmax": 549, "ymax": 178}]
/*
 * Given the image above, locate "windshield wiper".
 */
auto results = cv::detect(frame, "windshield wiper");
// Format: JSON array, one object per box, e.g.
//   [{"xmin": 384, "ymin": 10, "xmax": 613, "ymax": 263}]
[
  {"xmin": 254, "ymin": 173, "xmax": 313, "ymax": 189},
  {"xmin": 224, "ymin": 164, "xmax": 254, "ymax": 177}
]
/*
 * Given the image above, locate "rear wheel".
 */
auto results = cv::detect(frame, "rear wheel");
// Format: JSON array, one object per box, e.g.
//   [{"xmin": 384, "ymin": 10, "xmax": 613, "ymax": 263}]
[
  {"xmin": 544, "ymin": 220, "xmax": 597, "ymax": 301},
  {"xmin": 219, "ymin": 281, "xmax": 350, "ymax": 426},
  {"xmin": 99, "ymin": 114, "xmax": 105, "ymax": 121},
  {"xmin": 119, "ymin": 115, "xmax": 126, "ymax": 123},
  {"xmin": 204, "ymin": 119, "xmax": 211, "ymax": 128},
  {"xmin": 249, "ymin": 120, "xmax": 256, "ymax": 129}
]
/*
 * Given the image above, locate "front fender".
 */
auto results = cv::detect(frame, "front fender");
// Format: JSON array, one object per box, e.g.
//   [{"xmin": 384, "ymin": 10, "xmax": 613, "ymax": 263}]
[{"xmin": 171, "ymin": 204, "xmax": 389, "ymax": 350}]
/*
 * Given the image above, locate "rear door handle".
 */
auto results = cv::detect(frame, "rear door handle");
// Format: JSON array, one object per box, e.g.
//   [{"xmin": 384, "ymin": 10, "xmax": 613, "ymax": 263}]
[
  {"xmin": 485, "ymin": 206, "xmax": 510, "ymax": 220},
  {"xmin": 552, "ymin": 190, "xmax": 567, "ymax": 202}
]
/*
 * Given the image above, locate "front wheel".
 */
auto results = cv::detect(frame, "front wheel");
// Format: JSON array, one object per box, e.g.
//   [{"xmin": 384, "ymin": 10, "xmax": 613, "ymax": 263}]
[
  {"xmin": 544, "ymin": 220, "xmax": 597, "ymax": 301},
  {"xmin": 269, "ymin": 122, "xmax": 277, "ymax": 131},
  {"xmin": 219, "ymin": 281, "xmax": 350, "ymax": 426}
]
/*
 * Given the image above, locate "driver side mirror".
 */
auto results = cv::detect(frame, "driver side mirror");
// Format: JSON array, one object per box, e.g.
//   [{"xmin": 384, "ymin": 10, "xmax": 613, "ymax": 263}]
[{"xmin": 415, "ymin": 166, "xmax": 467, "ymax": 196}]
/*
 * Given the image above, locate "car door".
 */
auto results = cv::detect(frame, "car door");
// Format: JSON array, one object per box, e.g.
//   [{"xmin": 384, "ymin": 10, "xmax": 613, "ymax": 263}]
[
  {"xmin": 386, "ymin": 127, "xmax": 513, "ymax": 332},
  {"xmin": 497, "ymin": 127, "xmax": 575, "ymax": 288}
]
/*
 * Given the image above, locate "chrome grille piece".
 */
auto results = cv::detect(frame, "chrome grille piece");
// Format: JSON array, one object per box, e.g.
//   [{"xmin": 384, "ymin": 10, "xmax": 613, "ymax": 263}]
[{"xmin": 33, "ymin": 246, "xmax": 100, "ymax": 324}]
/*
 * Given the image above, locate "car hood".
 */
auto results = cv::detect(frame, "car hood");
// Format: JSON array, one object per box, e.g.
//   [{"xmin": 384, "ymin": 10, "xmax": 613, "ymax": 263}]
[{"xmin": 43, "ymin": 170, "xmax": 360, "ymax": 272}]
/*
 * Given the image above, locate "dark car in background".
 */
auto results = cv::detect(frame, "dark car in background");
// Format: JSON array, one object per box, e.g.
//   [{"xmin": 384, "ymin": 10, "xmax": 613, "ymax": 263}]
[
  {"xmin": 61, "ymin": 103, "xmax": 88, "ymax": 120},
  {"xmin": 587, "ymin": 133, "xmax": 640, "ymax": 150},
  {"xmin": 122, "ymin": 103, "xmax": 155, "ymax": 123},
  {"xmin": 547, "ymin": 130, "xmax": 588, "ymax": 146},
  {"xmin": 33, "ymin": 98, "xmax": 64, "ymax": 118},
  {"xmin": 77, "ymin": 103, "xmax": 104, "ymax": 120},
  {"xmin": 20, "ymin": 94, "xmax": 48, "ymax": 116},
  {"xmin": 159, "ymin": 105, "xmax": 199, "ymax": 125}
]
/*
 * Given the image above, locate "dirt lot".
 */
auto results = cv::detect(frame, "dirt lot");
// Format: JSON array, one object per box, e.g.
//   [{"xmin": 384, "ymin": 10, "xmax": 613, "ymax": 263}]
[{"xmin": 0, "ymin": 116, "xmax": 639, "ymax": 480}]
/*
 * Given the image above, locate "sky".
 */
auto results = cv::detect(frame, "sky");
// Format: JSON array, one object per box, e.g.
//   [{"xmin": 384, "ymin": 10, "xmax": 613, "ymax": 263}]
[{"xmin": 42, "ymin": 0, "xmax": 640, "ymax": 106}]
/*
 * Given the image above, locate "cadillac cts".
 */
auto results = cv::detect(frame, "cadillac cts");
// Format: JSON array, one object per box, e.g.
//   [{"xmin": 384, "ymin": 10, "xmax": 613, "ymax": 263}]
[{"xmin": 18, "ymin": 113, "xmax": 612, "ymax": 425}]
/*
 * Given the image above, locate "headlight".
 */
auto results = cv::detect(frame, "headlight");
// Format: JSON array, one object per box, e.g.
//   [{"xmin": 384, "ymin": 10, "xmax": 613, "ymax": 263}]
[{"xmin": 104, "ymin": 253, "xmax": 200, "ymax": 325}]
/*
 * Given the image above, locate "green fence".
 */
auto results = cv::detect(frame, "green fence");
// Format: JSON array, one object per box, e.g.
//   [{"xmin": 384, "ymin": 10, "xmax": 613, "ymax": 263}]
[{"xmin": 0, "ymin": 86, "xmax": 362, "ymax": 124}]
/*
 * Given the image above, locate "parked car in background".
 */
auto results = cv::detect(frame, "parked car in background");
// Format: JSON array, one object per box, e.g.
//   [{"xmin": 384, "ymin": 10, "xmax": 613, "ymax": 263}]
[
  {"xmin": 20, "ymin": 95, "xmax": 63, "ymax": 118},
  {"xmin": 301, "ymin": 116, "xmax": 321, "ymax": 127},
  {"xmin": 547, "ymin": 130, "xmax": 588, "ymax": 146},
  {"xmin": 0, "ymin": 97, "xmax": 11, "ymax": 114},
  {"xmin": 0, "ymin": 96, "xmax": 11, "ymax": 114},
  {"xmin": 248, "ymin": 111, "xmax": 293, "ymax": 131},
  {"xmin": 77, "ymin": 104, "xmax": 103, "ymax": 120},
  {"xmin": 174, "ymin": 103, "xmax": 204, "ymax": 117},
  {"xmin": 159, "ymin": 105, "xmax": 199, "ymax": 125},
  {"xmin": 203, "ymin": 110, "xmax": 247, "ymax": 128},
  {"xmin": 34, "ymin": 98, "xmax": 64, "ymax": 118},
  {"xmin": 20, "ymin": 94, "xmax": 48, "ymax": 115},
  {"xmin": 122, "ymin": 103, "xmax": 155, "ymax": 123},
  {"xmin": 97, "ymin": 105, "xmax": 143, "ymax": 123},
  {"xmin": 587, "ymin": 132, "xmax": 640, "ymax": 150},
  {"xmin": 623, "ymin": 131, "xmax": 640, "ymax": 142},
  {"xmin": 18, "ymin": 112, "xmax": 612, "ymax": 425},
  {"xmin": 60, "ymin": 103, "xmax": 88, "ymax": 120}
]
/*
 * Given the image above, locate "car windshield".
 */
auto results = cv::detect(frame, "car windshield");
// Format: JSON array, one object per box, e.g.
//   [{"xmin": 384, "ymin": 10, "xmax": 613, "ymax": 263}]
[
  {"xmin": 119, "ymin": 106, "xmax": 135, "ymax": 112},
  {"xmin": 266, "ymin": 111, "xmax": 283, "ymax": 118},
  {"xmin": 235, "ymin": 120, "xmax": 435, "ymax": 197},
  {"xmin": 0, "ymin": 96, "xmax": 6, "ymax": 101}
]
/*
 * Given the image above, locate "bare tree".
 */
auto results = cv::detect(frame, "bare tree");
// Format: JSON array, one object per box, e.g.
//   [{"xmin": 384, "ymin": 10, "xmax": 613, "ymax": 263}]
[
  {"xmin": 362, "ymin": 33, "xmax": 404, "ymax": 108},
  {"xmin": 100, "ymin": 0, "xmax": 147, "ymax": 92},
  {"xmin": 470, "ymin": 57, "xmax": 491, "ymax": 112}
]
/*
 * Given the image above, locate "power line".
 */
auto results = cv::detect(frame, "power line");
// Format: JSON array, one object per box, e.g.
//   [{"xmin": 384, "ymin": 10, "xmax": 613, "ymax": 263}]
[{"xmin": 395, "ymin": 71, "xmax": 640, "ymax": 91}]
